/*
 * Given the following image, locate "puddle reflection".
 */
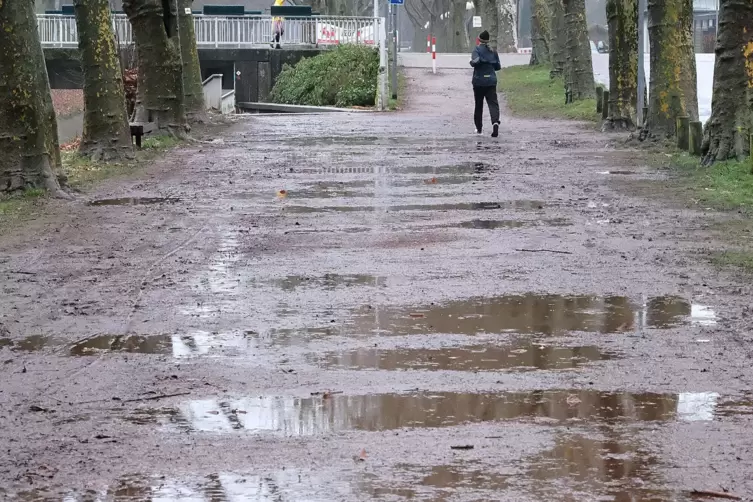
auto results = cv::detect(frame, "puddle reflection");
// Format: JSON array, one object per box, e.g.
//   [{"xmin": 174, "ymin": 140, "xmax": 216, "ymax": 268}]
[
  {"xmin": 127, "ymin": 390, "xmax": 738, "ymax": 436},
  {"xmin": 268, "ymin": 274, "xmax": 386, "ymax": 291},
  {"xmin": 350, "ymin": 294, "xmax": 716, "ymax": 336},
  {"xmin": 52, "ymin": 470, "xmax": 354, "ymax": 501},
  {"xmin": 312, "ymin": 342, "xmax": 613, "ymax": 372},
  {"xmin": 280, "ymin": 201, "xmax": 544, "ymax": 214},
  {"xmin": 526, "ymin": 434, "xmax": 675, "ymax": 501},
  {"xmin": 452, "ymin": 219, "xmax": 569, "ymax": 229},
  {"xmin": 88, "ymin": 197, "xmax": 181, "ymax": 206}
]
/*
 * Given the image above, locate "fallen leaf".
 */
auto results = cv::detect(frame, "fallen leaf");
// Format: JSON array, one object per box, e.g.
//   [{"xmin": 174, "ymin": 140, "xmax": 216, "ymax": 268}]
[{"xmin": 277, "ymin": 190, "xmax": 288, "ymax": 198}]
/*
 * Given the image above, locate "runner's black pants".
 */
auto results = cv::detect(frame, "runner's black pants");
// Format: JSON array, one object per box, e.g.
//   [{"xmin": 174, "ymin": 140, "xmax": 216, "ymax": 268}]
[{"xmin": 473, "ymin": 85, "xmax": 500, "ymax": 131}]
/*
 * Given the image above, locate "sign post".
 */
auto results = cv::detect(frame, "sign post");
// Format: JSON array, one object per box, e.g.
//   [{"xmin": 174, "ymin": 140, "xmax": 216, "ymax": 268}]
[
  {"xmin": 389, "ymin": 0, "xmax": 402, "ymax": 99},
  {"xmin": 637, "ymin": 0, "xmax": 647, "ymax": 127}
]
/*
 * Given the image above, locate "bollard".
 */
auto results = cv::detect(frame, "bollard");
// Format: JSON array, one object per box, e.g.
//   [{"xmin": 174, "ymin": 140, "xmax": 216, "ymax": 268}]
[
  {"xmin": 596, "ymin": 87, "xmax": 603, "ymax": 113},
  {"xmin": 601, "ymin": 90, "xmax": 610, "ymax": 120},
  {"xmin": 676, "ymin": 115, "xmax": 690, "ymax": 151},
  {"xmin": 689, "ymin": 121, "xmax": 702, "ymax": 156},
  {"xmin": 431, "ymin": 36, "xmax": 436, "ymax": 74}
]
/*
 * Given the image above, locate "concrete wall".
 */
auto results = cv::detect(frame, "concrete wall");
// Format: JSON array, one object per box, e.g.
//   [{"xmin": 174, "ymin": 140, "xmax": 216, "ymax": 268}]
[
  {"xmin": 44, "ymin": 47, "xmax": 323, "ymax": 103},
  {"xmin": 202, "ymin": 74, "xmax": 224, "ymax": 110},
  {"xmin": 200, "ymin": 48, "xmax": 323, "ymax": 102}
]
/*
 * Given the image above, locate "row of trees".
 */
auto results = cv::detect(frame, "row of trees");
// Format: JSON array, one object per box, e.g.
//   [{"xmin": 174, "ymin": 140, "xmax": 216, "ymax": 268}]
[
  {"xmin": 529, "ymin": 0, "xmax": 597, "ymax": 102},
  {"xmin": 531, "ymin": 0, "xmax": 753, "ymax": 166},
  {"xmin": 0, "ymin": 0, "xmax": 206, "ymax": 196}
]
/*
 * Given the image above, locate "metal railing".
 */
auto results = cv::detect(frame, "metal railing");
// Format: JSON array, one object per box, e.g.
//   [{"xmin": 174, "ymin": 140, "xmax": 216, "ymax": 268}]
[{"xmin": 37, "ymin": 14, "xmax": 378, "ymax": 48}]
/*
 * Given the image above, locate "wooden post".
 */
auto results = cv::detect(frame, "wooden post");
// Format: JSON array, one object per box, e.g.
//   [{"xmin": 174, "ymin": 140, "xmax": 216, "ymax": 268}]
[
  {"xmin": 676, "ymin": 115, "xmax": 690, "ymax": 151},
  {"xmin": 596, "ymin": 86, "xmax": 604, "ymax": 113},
  {"xmin": 689, "ymin": 120, "xmax": 702, "ymax": 156},
  {"xmin": 601, "ymin": 90, "xmax": 610, "ymax": 120}
]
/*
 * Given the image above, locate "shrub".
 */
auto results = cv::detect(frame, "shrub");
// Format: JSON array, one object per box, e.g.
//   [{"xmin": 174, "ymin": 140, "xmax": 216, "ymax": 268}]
[{"xmin": 268, "ymin": 45, "xmax": 379, "ymax": 108}]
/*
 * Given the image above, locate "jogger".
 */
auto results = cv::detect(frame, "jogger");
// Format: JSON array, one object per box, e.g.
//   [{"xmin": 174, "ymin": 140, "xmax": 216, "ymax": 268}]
[
  {"xmin": 473, "ymin": 86, "xmax": 499, "ymax": 135},
  {"xmin": 470, "ymin": 30, "xmax": 502, "ymax": 137}
]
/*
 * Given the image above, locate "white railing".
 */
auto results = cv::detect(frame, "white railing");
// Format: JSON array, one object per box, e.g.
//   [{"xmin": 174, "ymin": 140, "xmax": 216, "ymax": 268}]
[{"xmin": 37, "ymin": 14, "xmax": 377, "ymax": 48}]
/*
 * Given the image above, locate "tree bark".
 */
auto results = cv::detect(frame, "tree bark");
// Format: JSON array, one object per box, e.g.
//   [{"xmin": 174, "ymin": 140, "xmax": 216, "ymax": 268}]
[
  {"xmin": 497, "ymin": 0, "xmax": 517, "ymax": 52},
  {"xmin": 547, "ymin": 0, "xmax": 567, "ymax": 76},
  {"xmin": 701, "ymin": 0, "xmax": 753, "ymax": 164},
  {"xmin": 73, "ymin": 0, "xmax": 134, "ymax": 161},
  {"xmin": 483, "ymin": 0, "xmax": 499, "ymax": 50},
  {"xmin": 604, "ymin": 0, "xmax": 638, "ymax": 129},
  {"xmin": 0, "ymin": 0, "xmax": 66, "ymax": 195},
  {"xmin": 530, "ymin": 0, "xmax": 550, "ymax": 64},
  {"xmin": 177, "ymin": 0, "xmax": 206, "ymax": 121},
  {"xmin": 123, "ymin": 0, "xmax": 189, "ymax": 135},
  {"xmin": 647, "ymin": 0, "xmax": 698, "ymax": 138},
  {"xmin": 563, "ymin": 0, "xmax": 595, "ymax": 100},
  {"xmin": 451, "ymin": 0, "xmax": 470, "ymax": 52}
]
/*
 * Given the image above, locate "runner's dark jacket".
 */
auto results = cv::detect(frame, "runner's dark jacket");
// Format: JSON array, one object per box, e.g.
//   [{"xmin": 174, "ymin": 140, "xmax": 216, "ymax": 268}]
[{"xmin": 470, "ymin": 43, "xmax": 502, "ymax": 87}]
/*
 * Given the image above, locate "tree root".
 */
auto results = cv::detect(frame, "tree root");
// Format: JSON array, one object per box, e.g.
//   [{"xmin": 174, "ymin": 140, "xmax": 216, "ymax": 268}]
[{"xmin": 602, "ymin": 117, "xmax": 635, "ymax": 133}]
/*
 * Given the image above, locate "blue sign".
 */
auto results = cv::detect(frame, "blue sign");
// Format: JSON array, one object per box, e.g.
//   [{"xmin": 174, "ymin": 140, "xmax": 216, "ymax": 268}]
[{"xmin": 390, "ymin": 0, "xmax": 404, "ymax": 5}]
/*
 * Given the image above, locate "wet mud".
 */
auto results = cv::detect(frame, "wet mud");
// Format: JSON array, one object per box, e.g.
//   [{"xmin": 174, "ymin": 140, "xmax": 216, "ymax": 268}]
[{"xmin": 1, "ymin": 69, "xmax": 752, "ymax": 501}]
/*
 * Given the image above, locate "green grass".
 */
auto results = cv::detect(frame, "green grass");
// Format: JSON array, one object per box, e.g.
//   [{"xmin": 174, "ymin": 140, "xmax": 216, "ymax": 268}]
[
  {"xmin": 0, "ymin": 188, "xmax": 46, "ymax": 217},
  {"xmin": 711, "ymin": 250, "xmax": 753, "ymax": 273},
  {"xmin": 0, "ymin": 133, "xmax": 185, "ymax": 221},
  {"xmin": 671, "ymin": 152, "xmax": 753, "ymax": 212},
  {"xmin": 498, "ymin": 65, "xmax": 600, "ymax": 122}
]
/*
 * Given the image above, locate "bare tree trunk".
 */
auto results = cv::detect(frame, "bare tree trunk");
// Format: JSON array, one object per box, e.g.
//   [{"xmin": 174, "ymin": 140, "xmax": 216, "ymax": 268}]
[
  {"xmin": 123, "ymin": 0, "xmax": 189, "ymax": 136},
  {"xmin": 563, "ymin": 0, "xmax": 595, "ymax": 100},
  {"xmin": 483, "ymin": 0, "xmax": 499, "ymax": 49},
  {"xmin": 646, "ymin": 0, "xmax": 698, "ymax": 138},
  {"xmin": 604, "ymin": 0, "xmax": 638, "ymax": 129},
  {"xmin": 178, "ymin": 0, "xmax": 206, "ymax": 121},
  {"xmin": 530, "ymin": 0, "xmax": 550, "ymax": 64},
  {"xmin": 0, "ymin": 0, "xmax": 67, "ymax": 195},
  {"xmin": 451, "ymin": 0, "xmax": 470, "ymax": 52},
  {"xmin": 73, "ymin": 0, "xmax": 134, "ymax": 161},
  {"xmin": 547, "ymin": 0, "xmax": 567, "ymax": 76},
  {"xmin": 498, "ymin": 0, "xmax": 517, "ymax": 52},
  {"xmin": 702, "ymin": 0, "xmax": 753, "ymax": 164}
]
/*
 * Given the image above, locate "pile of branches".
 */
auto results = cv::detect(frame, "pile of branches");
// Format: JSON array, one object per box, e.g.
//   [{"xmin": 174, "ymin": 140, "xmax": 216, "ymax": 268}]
[{"xmin": 123, "ymin": 68, "xmax": 138, "ymax": 119}]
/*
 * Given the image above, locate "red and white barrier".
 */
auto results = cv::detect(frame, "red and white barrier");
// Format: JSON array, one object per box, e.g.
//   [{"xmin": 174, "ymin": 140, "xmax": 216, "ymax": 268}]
[
  {"xmin": 431, "ymin": 36, "xmax": 436, "ymax": 74},
  {"xmin": 317, "ymin": 24, "xmax": 339, "ymax": 45}
]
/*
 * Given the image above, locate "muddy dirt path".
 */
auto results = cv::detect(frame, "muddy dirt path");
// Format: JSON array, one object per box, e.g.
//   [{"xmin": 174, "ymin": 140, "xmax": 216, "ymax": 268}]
[{"xmin": 1, "ymin": 69, "xmax": 752, "ymax": 501}]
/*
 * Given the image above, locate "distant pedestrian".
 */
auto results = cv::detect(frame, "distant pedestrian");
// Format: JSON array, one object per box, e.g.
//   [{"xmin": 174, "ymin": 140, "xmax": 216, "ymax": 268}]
[
  {"xmin": 272, "ymin": 16, "xmax": 284, "ymax": 48},
  {"xmin": 470, "ymin": 30, "xmax": 501, "ymax": 137}
]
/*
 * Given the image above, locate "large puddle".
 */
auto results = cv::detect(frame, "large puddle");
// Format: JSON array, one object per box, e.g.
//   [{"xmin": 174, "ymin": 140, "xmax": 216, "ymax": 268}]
[
  {"xmin": 0, "ymin": 295, "xmax": 717, "ymax": 356},
  {"xmin": 279, "ymin": 201, "xmax": 545, "ymax": 214},
  {"xmin": 87, "ymin": 197, "xmax": 181, "ymax": 206},
  {"xmin": 348, "ymin": 294, "xmax": 716, "ymax": 336},
  {"xmin": 311, "ymin": 342, "xmax": 613, "ymax": 372},
  {"xmin": 125, "ymin": 390, "xmax": 735, "ymax": 436}
]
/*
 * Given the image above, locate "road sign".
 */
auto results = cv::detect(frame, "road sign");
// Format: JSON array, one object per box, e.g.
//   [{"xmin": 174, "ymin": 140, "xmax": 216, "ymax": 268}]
[
  {"xmin": 390, "ymin": 0, "xmax": 404, "ymax": 5},
  {"xmin": 472, "ymin": 15, "xmax": 482, "ymax": 27}
]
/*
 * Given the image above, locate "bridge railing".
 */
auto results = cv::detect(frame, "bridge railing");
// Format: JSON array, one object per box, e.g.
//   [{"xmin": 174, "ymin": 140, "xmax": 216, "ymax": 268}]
[{"xmin": 37, "ymin": 14, "xmax": 377, "ymax": 48}]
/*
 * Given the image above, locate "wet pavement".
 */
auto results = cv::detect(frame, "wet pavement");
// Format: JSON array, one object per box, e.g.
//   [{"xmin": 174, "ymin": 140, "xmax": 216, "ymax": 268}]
[{"xmin": 1, "ymin": 68, "xmax": 753, "ymax": 501}]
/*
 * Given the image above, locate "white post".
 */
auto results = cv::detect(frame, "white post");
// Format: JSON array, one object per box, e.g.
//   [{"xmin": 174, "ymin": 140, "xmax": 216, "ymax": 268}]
[
  {"xmin": 637, "ymin": 0, "xmax": 647, "ymax": 127},
  {"xmin": 377, "ymin": 17, "xmax": 388, "ymax": 110}
]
